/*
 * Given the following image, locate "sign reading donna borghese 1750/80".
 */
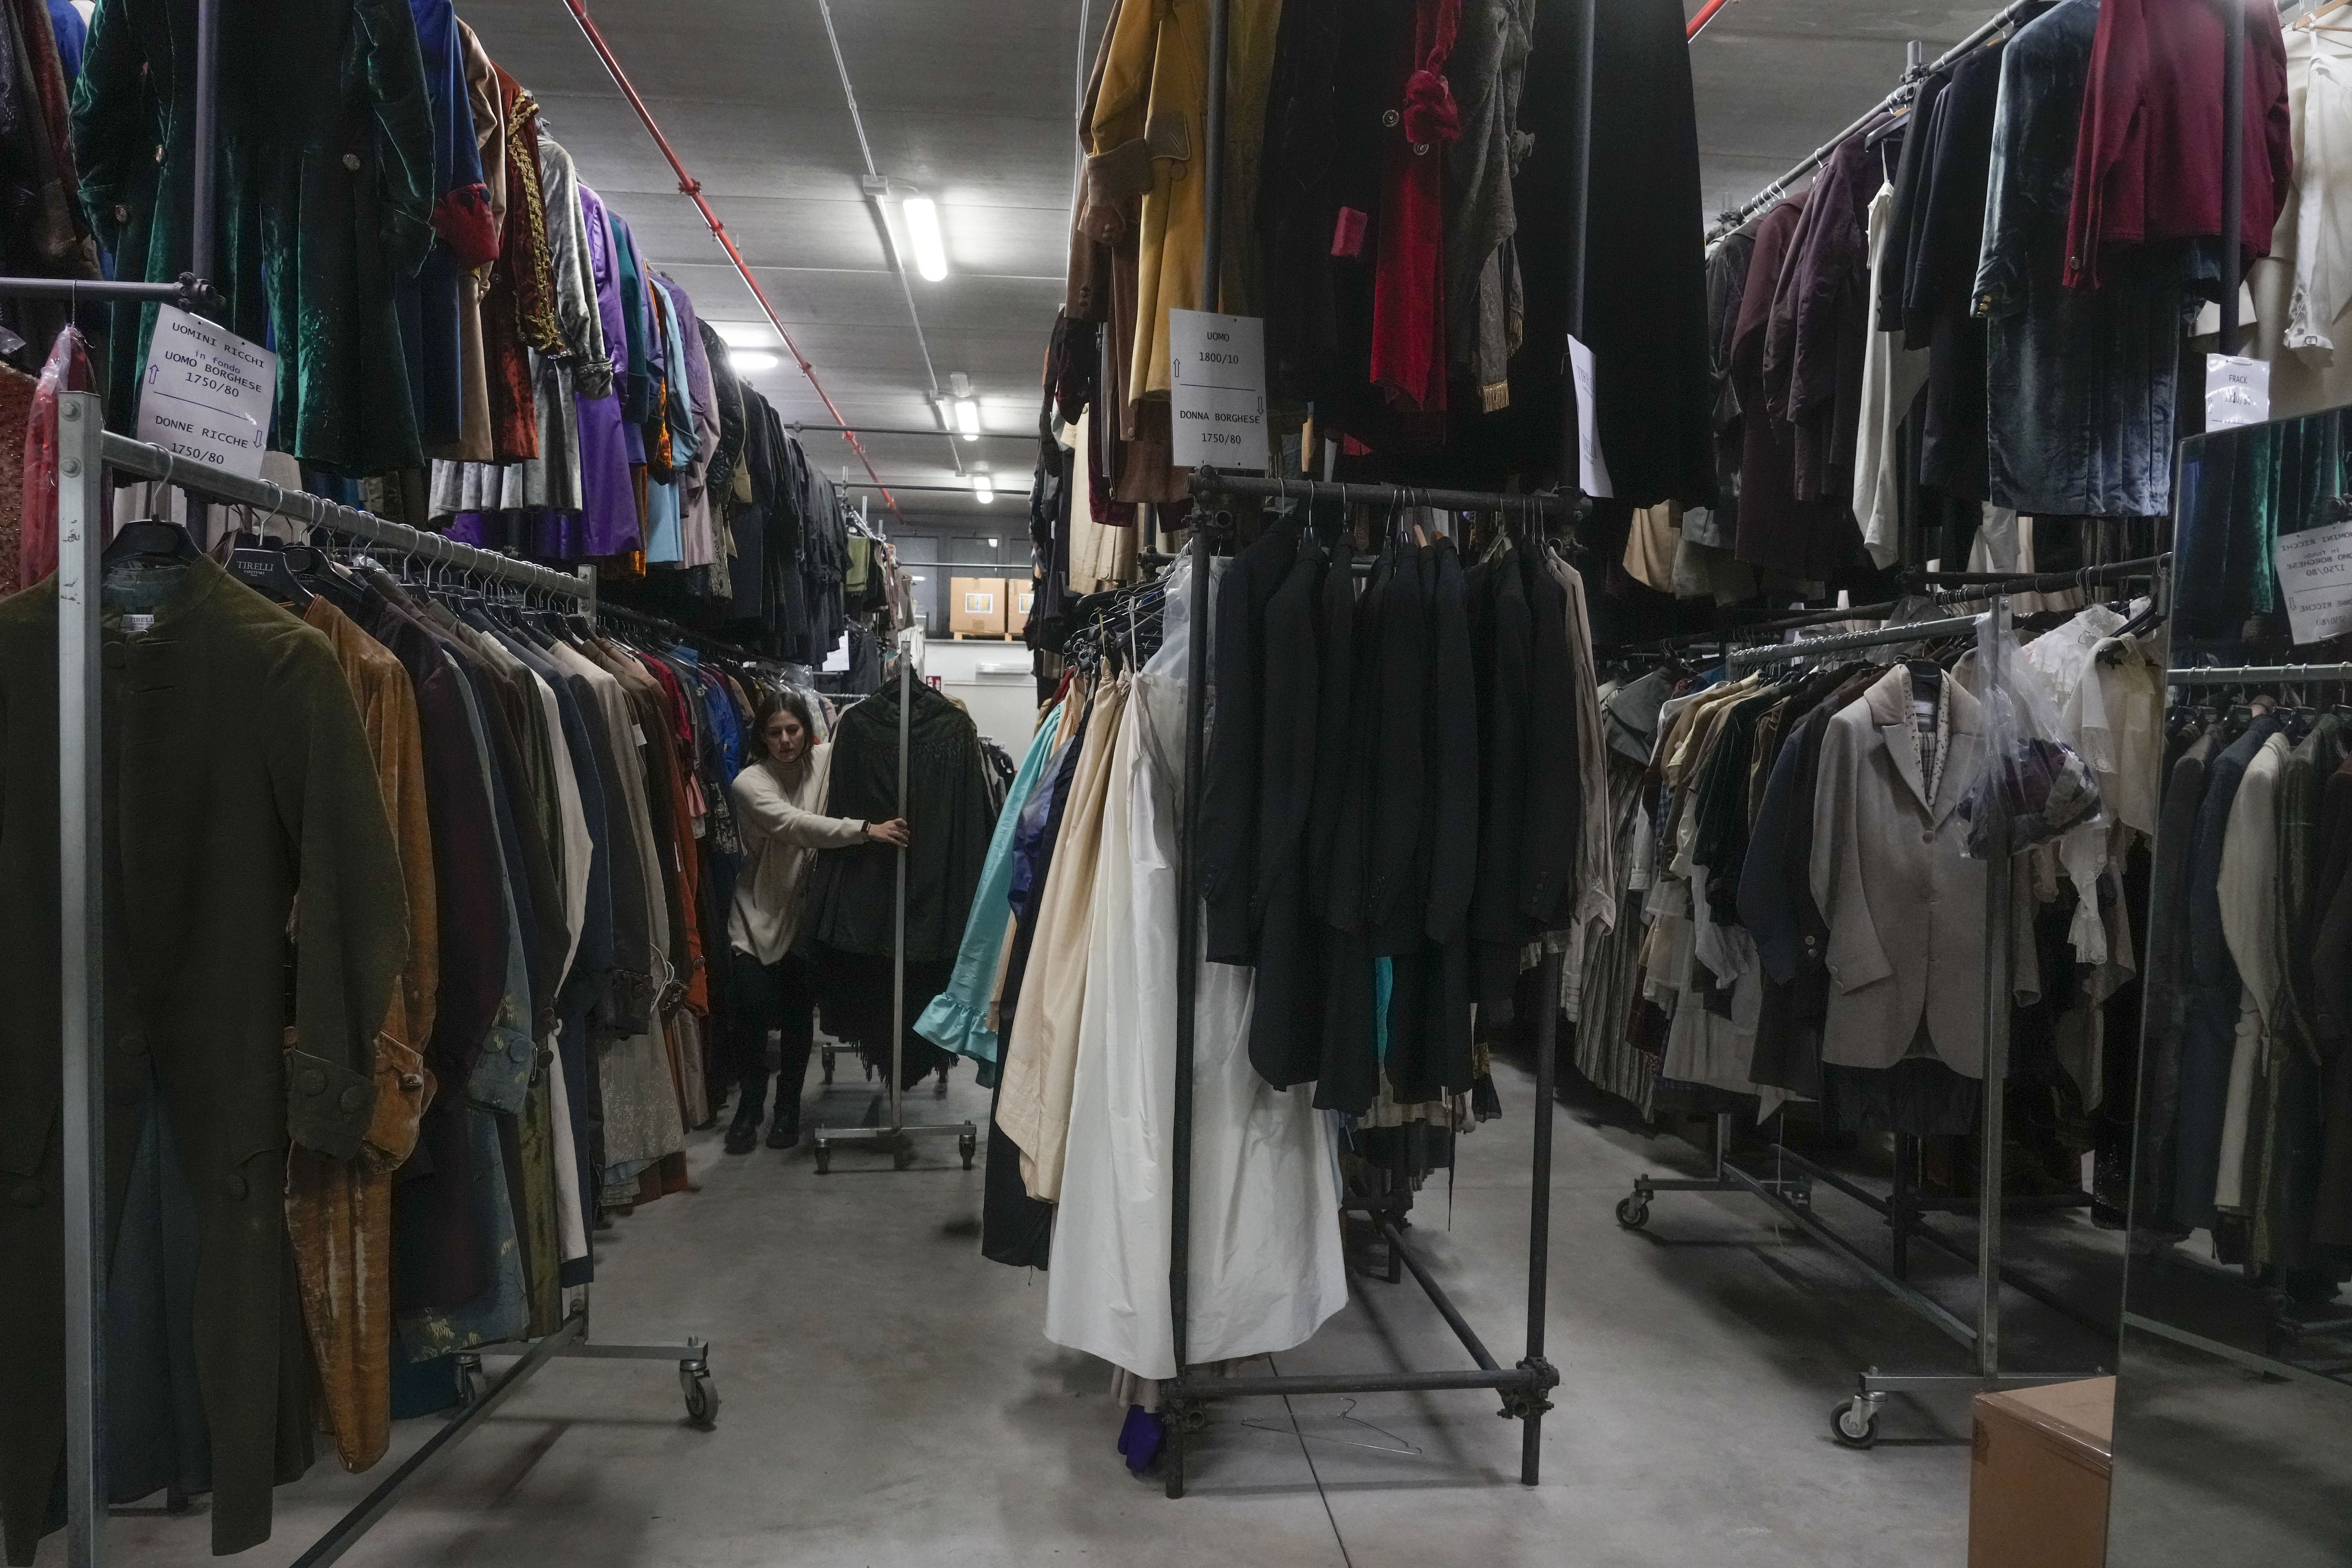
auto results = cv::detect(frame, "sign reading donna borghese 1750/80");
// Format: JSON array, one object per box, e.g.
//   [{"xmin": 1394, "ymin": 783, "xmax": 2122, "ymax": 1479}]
[
  {"xmin": 1168, "ymin": 308, "xmax": 1268, "ymax": 473},
  {"xmin": 136, "ymin": 304, "xmax": 277, "ymax": 483}
]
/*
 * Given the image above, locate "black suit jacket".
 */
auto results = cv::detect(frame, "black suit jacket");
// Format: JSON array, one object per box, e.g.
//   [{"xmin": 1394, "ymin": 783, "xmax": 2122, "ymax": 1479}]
[{"xmin": 1200, "ymin": 521, "xmax": 1299, "ymax": 963}]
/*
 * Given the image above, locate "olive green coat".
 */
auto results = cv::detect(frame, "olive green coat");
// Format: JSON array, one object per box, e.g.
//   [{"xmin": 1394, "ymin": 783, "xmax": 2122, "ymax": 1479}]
[
  {"xmin": 71, "ymin": 0, "xmax": 436, "ymax": 475},
  {"xmin": 0, "ymin": 556, "xmax": 407, "ymax": 1560}
]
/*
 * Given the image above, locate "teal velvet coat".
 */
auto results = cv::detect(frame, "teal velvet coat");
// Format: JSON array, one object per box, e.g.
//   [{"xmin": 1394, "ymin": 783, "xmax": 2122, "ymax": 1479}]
[{"xmin": 71, "ymin": 0, "xmax": 436, "ymax": 475}]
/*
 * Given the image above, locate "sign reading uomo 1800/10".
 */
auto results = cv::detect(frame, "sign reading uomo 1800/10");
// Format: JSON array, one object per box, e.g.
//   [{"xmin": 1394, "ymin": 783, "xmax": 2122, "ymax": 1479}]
[
  {"xmin": 136, "ymin": 304, "xmax": 278, "ymax": 482},
  {"xmin": 1168, "ymin": 308, "xmax": 1268, "ymax": 473}
]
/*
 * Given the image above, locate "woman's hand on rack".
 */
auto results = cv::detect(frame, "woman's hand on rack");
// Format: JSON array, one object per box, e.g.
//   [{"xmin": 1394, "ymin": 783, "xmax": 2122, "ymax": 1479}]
[{"xmin": 865, "ymin": 818, "xmax": 911, "ymax": 847}]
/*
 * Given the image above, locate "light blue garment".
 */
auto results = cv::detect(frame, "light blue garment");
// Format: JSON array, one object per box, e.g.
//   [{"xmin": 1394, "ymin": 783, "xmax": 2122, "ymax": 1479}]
[
  {"xmin": 642, "ymin": 280, "xmax": 690, "ymax": 562},
  {"xmin": 916, "ymin": 701, "xmax": 1065, "ymax": 1074}
]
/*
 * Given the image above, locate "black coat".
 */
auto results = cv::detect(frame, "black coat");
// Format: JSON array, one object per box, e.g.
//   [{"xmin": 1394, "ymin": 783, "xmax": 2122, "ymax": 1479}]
[
  {"xmin": 806, "ymin": 679, "xmax": 996, "ymax": 964},
  {"xmin": 1199, "ymin": 521, "xmax": 1299, "ymax": 964},
  {"xmin": 1246, "ymin": 539, "xmax": 1330, "ymax": 1091}
]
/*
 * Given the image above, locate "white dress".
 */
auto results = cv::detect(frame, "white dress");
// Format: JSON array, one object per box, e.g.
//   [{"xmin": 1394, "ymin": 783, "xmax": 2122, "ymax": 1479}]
[{"xmin": 1045, "ymin": 562, "xmax": 1347, "ymax": 1380}]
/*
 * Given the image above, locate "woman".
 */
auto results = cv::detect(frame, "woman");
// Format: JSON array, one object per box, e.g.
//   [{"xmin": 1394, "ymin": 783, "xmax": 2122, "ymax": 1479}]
[{"xmin": 723, "ymin": 687, "xmax": 909, "ymax": 1153}]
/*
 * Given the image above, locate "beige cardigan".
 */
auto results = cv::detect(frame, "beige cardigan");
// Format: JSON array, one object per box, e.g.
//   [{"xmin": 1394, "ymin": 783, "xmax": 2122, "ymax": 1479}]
[{"xmin": 727, "ymin": 745, "xmax": 869, "ymax": 964}]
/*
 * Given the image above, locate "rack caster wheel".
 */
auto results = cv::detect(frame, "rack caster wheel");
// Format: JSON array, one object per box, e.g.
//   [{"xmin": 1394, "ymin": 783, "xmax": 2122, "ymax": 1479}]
[
  {"xmin": 1615, "ymin": 1194, "xmax": 1650, "ymax": 1230},
  {"xmin": 893, "ymin": 1141, "xmax": 916, "ymax": 1171},
  {"xmin": 959, "ymin": 1131, "xmax": 977, "ymax": 1170},
  {"xmin": 681, "ymin": 1366, "xmax": 719, "ymax": 1430},
  {"xmin": 1831, "ymin": 1398, "xmax": 1879, "ymax": 1449},
  {"xmin": 456, "ymin": 1355, "xmax": 488, "ymax": 1408},
  {"xmin": 814, "ymin": 1145, "xmax": 832, "ymax": 1175}
]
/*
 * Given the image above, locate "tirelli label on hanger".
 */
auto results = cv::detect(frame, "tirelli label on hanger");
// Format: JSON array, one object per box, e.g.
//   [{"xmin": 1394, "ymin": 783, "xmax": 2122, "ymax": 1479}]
[
  {"xmin": 1168, "ymin": 309, "xmax": 1268, "ymax": 472},
  {"xmin": 2274, "ymin": 516, "xmax": 2352, "ymax": 644},
  {"xmin": 136, "ymin": 304, "xmax": 277, "ymax": 482}
]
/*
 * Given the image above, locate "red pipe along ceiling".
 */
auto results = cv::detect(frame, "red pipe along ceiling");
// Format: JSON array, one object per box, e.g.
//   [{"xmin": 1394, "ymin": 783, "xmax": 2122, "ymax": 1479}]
[{"xmin": 560, "ymin": 0, "xmax": 904, "ymax": 523}]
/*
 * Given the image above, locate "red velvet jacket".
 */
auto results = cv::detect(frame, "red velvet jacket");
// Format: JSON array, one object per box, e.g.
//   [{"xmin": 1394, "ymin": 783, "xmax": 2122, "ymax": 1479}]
[{"xmin": 2063, "ymin": 0, "xmax": 2293, "ymax": 291}]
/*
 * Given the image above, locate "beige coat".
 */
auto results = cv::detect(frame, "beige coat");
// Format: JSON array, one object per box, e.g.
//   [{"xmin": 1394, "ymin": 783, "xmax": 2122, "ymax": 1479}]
[
  {"xmin": 727, "ymin": 745, "xmax": 868, "ymax": 964},
  {"xmin": 1808, "ymin": 667, "xmax": 1995, "ymax": 1075},
  {"xmin": 996, "ymin": 676, "xmax": 1130, "ymax": 1201}
]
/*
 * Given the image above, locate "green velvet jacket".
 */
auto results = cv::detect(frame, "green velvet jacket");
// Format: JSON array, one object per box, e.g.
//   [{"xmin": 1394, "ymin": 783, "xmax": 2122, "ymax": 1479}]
[
  {"xmin": 70, "ymin": 0, "xmax": 436, "ymax": 475},
  {"xmin": 0, "ymin": 556, "xmax": 407, "ymax": 1561}
]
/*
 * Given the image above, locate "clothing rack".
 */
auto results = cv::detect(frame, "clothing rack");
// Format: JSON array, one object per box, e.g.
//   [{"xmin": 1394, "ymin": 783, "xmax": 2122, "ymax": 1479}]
[
  {"xmin": 1160, "ymin": 468, "xmax": 1568, "ymax": 1497},
  {"xmin": 812, "ymin": 639, "xmax": 981, "ymax": 1174},
  {"xmin": 1703, "ymin": 0, "xmax": 2041, "ymax": 244},
  {"xmin": 2117, "ymin": 658, "xmax": 2352, "ymax": 1395},
  {"xmin": 1151, "ymin": 0, "xmax": 1596, "ymax": 1491},
  {"xmin": 50, "ymin": 397, "xmax": 717, "ymax": 1568},
  {"xmin": 1612, "ymin": 591, "xmax": 2117, "ymax": 1449}
]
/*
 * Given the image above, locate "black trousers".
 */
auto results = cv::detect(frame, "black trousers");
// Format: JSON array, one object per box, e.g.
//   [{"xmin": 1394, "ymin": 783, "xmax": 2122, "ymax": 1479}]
[{"xmin": 723, "ymin": 948, "xmax": 818, "ymax": 1132}]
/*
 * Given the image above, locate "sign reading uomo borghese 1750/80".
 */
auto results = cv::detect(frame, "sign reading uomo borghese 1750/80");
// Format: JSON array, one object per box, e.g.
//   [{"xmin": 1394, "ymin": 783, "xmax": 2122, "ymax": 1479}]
[
  {"xmin": 136, "ymin": 304, "xmax": 277, "ymax": 482},
  {"xmin": 1168, "ymin": 309, "xmax": 1268, "ymax": 472}
]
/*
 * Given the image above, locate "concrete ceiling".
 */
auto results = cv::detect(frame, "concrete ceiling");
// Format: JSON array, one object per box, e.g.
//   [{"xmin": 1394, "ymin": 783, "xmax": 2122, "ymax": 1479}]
[{"xmin": 460, "ymin": 0, "xmax": 1997, "ymax": 537}]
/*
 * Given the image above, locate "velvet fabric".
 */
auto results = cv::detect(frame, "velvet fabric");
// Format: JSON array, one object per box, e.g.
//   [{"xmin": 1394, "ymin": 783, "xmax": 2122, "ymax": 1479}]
[
  {"xmin": 1974, "ymin": 0, "xmax": 2197, "ymax": 518},
  {"xmin": 2064, "ymin": 0, "xmax": 2292, "ymax": 291},
  {"xmin": 1369, "ymin": 0, "xmax": 1461, "ymax": 414},
  {"xmin": 0, "ymin": 558, "xmax": 407, "ymax": 1561}
]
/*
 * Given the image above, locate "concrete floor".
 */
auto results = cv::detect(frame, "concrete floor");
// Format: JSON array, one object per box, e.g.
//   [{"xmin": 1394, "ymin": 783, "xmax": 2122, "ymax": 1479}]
[{"xmin": 62, "ymin": 1048, "xmax": 2123, "ymax": 1568}]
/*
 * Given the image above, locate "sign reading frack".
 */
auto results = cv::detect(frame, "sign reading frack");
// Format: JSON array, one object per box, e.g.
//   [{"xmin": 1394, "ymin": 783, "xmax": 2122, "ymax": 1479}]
[
  {"xmin": 1168, "ymin": 309, "xmax": 1268, "ymax": 472},
  {"xmin": 137, "ymin": 305, "xmax": 276, "ymax": 482}
]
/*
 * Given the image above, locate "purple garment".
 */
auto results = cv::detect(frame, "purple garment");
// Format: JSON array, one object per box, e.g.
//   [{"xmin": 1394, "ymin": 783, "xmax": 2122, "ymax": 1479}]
[{"xmin": 570, "ymin": 186, "xmax": 639, "ymax": 557}]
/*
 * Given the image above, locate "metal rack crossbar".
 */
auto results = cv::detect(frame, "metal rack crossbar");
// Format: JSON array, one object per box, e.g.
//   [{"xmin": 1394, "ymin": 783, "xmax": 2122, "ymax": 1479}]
[
  {"xmin": 52, "ymin": 400, "xmax": 714, "ymax": 1568},
  {"xmin": 1613, "ymin": 596, "xmax": 2112, "ymax": 1448}
]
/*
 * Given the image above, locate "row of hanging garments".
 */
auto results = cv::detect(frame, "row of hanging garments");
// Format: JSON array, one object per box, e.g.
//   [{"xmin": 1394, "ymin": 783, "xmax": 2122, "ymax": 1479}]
[
  {"xmin": 1571, "ymin": 593, "xmax": 2164, "ymax": 1210},
  {"xmin": 911, "ymin": 503, "xmax": 1614, "ymax": 1428},
  {"xmin": 0, "ymin": 0, "xmax": 895, "ymax": 664},
  {"xmin": 2138, "ymin": 689, "xmax": 2352, "ymax": 1300},
  {"xmin": 0, "ymin": 522, "xmax": 809, "ymax": 1563},
  {"xmin": 1057, "ymin": 0, "xmax": 1712, "ymax": 507},
  {"xmin": 1693, "ymin": 0, "xmax": 2294, "ymax": 603}
]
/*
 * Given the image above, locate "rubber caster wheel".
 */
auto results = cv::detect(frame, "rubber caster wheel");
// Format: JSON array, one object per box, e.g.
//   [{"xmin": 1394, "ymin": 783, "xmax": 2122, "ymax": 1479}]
[
  {"xmin": 1831, "ymin": 1398, "xmax": 1878, "ymax": 1449},
  {"xmin": 1615, "ymin": 1196, "xmax": 1650, "ymax": 1230},
  {"xmin": 893, "ymin": 1142, "xmax": 916, "ymax": 1171},
  {"xmin": 814, "ymin": 1146, "xmax": 832, "ymax": 1175},
  {"xmin": 681, "ymin": 1367, "xmax": 719, "ymax": 1430},
  {"xmin": 457, "ymin": 1357, "xmax": 488, "ymax": 1408},
  {"xmin": 959, "ymin": 1132, "xmax": 977, "ymax": 1170}
]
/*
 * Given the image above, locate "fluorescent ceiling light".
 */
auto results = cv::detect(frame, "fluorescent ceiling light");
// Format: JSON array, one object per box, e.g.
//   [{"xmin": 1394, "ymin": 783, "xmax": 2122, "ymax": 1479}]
[
  {"xmin": 903, "ymin": 196, "xmax": 948, "ymax": 281},
  {"xmin": 985, "ymin": 537, "xmax": 998, "ymax": 547},
  {"xmin": 730, "ymin": 350, "xmax": 779, "ymax": 373},
  {"xmin": 713, "ymin": 321, "xmax": 774, "ymax": 348},
  {"xmin": 973, "ymin": 475, "xmax": 995, "ymax": 504},
  {"xmin": 955, "ymin": 399, "xmax": 980, "ymax": 440}
]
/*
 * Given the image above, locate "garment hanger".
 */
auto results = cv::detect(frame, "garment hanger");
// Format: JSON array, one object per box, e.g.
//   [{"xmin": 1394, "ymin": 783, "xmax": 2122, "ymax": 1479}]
[{"xmin": 102, "ymin": 516, "xmax": 201, "ymax": 567}]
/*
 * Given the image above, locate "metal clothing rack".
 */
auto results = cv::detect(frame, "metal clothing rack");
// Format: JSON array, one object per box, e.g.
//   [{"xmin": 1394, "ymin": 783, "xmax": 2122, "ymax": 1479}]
[
  {"xmin": 1150, "ymin": 0, "xmax": 1596, "ymax": 1494},
  {"xmin": 1158, "ymin": 468, "xmax": 1577, "ymax": 1497},
  {"xmin": 50, "ymin": 400, "xmax": 715, "ymax": 1568},
  {"xmin": 2116, "ymin": 659, "xmax": 2352, "ymax": 1394},
  {"xmin": 812, "ymin": 638, "xmax": 980, "ymax": 1173},
  {"xmin": 1609, "ymin": 583, "xmax": 2141, "ymax": 1446},
  {"xmin": 1704, "ymin": 0, "xmax": 2044, "ymax": 244}
]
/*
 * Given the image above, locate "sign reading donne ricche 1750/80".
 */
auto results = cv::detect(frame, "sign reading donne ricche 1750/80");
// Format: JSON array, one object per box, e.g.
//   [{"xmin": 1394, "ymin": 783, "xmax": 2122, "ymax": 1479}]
[
  {"xmin": 136, "ymin": 304, "xmax": 278, "ymax": 483},
  {"xmin": 1168, "ymin": 309, "xmax": 1268, "ymax": 472}
]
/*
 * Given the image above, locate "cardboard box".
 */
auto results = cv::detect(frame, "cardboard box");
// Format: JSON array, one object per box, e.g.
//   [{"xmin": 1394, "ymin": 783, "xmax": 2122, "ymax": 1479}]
[
  {"xmin": 1968, "ymin": 1377, "xmax": 2113, "ymax": 1568},
  {"xmin": 1005, "ymin": 580, "xmax": 1035, "ymax": 638},
  {"xmin": 948, "ymin": 576, "xmax": 1006, "ymax": 637}
]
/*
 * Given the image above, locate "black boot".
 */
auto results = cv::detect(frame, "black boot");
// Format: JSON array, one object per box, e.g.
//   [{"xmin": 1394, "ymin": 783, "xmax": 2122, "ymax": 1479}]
[
  {"xmin": 767, "ymin": 1082, "xmax": 800, "ymax": 1149},
  {"xmin": 725, "ymin": 1070, "xmax": 770, "ymax": 1155}
]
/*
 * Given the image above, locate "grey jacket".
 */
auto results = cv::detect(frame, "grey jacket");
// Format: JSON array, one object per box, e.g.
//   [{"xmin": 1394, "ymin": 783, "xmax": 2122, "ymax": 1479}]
[{"xmin": 1808, "ymin": 667, "xmax": 1992, "ymax": 1074}]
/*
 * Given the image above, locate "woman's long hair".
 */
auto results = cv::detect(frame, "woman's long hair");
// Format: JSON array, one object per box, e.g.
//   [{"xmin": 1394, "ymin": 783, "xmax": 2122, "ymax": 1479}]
[{"xmin": 751, "ymin": 685, "xmax": 818, "ymax": 758}]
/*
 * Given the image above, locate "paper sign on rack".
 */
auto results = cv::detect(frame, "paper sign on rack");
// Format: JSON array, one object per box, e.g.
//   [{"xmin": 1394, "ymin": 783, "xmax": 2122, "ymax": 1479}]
[
  {"xmin": 2205, "ymin": 353, "xmax": 2271, "ymax": 431},
  {"xmin": 1168, "ymin": 308, "xmax": 1269, "ymax": 472},
  {"xmin": 136, "ymin": 304, "xmax": 277, "ymax": 481},
  {"xmin": 2275, "ymin": 516, "xmax": 2352, "ymax": 645},
  {"xmin": 1568, "ymin": 334, "xmax": 1614, "ymax": 498}
]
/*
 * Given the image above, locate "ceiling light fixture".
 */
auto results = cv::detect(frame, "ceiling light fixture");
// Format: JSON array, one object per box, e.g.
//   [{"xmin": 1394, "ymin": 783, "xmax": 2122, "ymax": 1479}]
[
  {"xmin": 730, "ymin": 350, "xmax": 780, "ymax": 373},
  {"xmin": 902, "ymin": 195, "xmax": 948, "ymax": 282},
  {"xmin": 955, "ymin": 399, "xmax": 981, "ymax": 440},
  {"xmin": 974, "ymin": 475, "xmax": 995, "ymax": 504}
]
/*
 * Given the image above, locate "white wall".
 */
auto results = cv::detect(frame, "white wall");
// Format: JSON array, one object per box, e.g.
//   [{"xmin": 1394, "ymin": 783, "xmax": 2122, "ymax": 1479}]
[{"xmin": 915, "ymin": 638, "xmax": 1041, "ymax": 758}]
